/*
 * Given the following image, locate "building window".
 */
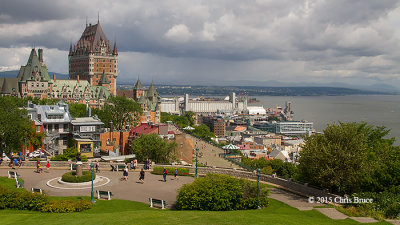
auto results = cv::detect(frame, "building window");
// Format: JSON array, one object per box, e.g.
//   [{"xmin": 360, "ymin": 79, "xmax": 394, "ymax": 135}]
[
  {"xmin": 36, "ymin": 126, "xmax": 40, "ymax": 132},
  {"xmin": 107, "ymin": 139, "xmax": 110, "ymax": 144},
  {"xmin": 112, "ymin": 138, "xmax": 116, "ymax": 143}
]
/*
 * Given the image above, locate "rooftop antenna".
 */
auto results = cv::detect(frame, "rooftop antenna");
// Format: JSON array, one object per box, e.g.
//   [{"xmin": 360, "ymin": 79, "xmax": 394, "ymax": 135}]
[{"xmin": 86, "ymin": 16, "xmax": 88, "ymax": 27}]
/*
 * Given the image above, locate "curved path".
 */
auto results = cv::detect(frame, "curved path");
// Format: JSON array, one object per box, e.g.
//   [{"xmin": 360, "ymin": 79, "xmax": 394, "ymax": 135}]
[{"xmin": 0, "ymin": 168, "xmax": 194, "ymax": 206}]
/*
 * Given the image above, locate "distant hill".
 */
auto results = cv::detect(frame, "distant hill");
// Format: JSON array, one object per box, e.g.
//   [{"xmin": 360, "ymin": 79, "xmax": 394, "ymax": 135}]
[{"xmin": 0, "ymin": 70, "xmax": 69, "ymax": 79}]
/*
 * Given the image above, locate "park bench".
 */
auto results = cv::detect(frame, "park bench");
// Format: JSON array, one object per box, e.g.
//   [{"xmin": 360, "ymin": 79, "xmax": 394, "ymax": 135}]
[
  {"xmin": 110, "ymin": 165, "xmax": 126, "ymax": 171},
  {"xmin": 8, "ymin": 171, "xmax": 20, "ymax": 179},
  {"xmin": 31, "ymin": 188, "xmax": 43, "ymax": 194},
  {"xmin": 70, "ymin": 164, "xmax": 77, "ymax": 170},
  {"xmin": 149, "ymin": 198, "xmax": 167, "ymax": 209},
  {"xmin": 15, "ymin": 177, "xmax": 23, "ymax": 188},
  {"xmin": 96, "ymin": 190, "xmax": 113, "ymax": 200}
]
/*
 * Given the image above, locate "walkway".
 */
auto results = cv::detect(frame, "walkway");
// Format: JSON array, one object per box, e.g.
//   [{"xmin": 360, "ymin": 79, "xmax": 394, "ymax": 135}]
[
  {"xmin": 191, "ymin": 135, "xmax": 240, "ymax": 169},
  {"xmin": 0, "ymin": 168, "xmax": 193, "ymax": 207}
]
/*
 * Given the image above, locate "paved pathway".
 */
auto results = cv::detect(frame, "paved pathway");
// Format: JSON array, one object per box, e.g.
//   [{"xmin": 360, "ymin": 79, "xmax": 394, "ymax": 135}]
[
  {"xmin": 315, "ymin": 208, "xmax": 348, "ymax": 220},
  {"xmin": 0, "ymin": 168, "xmax": 193, "ymax": 207},
  {"xmin": 192, "ymin": 136, "xmax": 240, "ymax": 169},
  {"xmin": 349, "ymin": 217, "xmax": 378, "ymax": 223},
  {"xmin": 268, "ymin": 188, "xmax": 324, "ymax": 211}
]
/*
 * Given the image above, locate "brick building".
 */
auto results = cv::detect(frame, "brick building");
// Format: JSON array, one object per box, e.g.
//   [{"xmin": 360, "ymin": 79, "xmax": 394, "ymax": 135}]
[{"xmin": 69, "ymin": 20, "xmax": 118, "ymax": 96}]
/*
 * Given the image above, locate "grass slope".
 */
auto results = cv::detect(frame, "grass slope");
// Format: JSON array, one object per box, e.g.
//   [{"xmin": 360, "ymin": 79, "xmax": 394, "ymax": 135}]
[
  {"xmin": 0, "ymin": 177, "xmax": 390, "ymax": 225},
  {"xmin": 0, "ymin": 199, "xmax": 390, "ymax": 225}
]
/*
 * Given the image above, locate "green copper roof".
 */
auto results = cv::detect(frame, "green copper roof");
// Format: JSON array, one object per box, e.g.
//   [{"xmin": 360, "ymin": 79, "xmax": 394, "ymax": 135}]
[
  {"xmin": 52, "ymin": 79, "xmax": 111, "ymax": 99},
  {"xmin": 17, "ymin": 49, "xmax": 51, "ymax": 82},
  {"xmin": 98, "ymin": 71, "xmax": 111, "ymax": 84},
  {"xmin": 147, "ymin": 81, "xmax": 156, "ymax": 98},
  {"xmin": 134, "ymin": 79, "xmax": 144, "ymax": 90}
]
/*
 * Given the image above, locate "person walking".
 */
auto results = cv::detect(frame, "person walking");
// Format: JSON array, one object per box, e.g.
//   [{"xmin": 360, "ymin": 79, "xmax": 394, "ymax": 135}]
[
  {"xmin": 37, "ymin": 163, "xmax": 43, "ymax": 174},
  {"xmin": 46, "ymin": 161, "xmax": 50, "ymax": 173},
  {"xmin": 123, "ymin": 167, "xmax": 129, "ymax": 181},
  {"xmin": 139, "ymin": 168, "xmax": 145, "ymax": 183},
  {"xmin": 163, "ymin": 167, "xmax": 168, "ymax": 182},
  {"xmin": 174, "ymin": 168, "xmax": 178, "ymax": 180},
  {"xmin": 36, "ymin": 160, "xmax": 40, "ymax": 173},
  {"xmin": 95, "ymin": 161, "xmax": 100, "ymax": 173},
  {"xmin": 133, "ymin": 158, "xmax": 138, "ymax": 170}
]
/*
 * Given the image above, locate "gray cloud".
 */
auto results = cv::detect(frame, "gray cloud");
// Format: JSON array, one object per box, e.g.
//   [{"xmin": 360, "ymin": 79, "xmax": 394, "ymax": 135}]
[{"xmin": 0, "ymin": 0, "xmax": 400, "ymax": 88}]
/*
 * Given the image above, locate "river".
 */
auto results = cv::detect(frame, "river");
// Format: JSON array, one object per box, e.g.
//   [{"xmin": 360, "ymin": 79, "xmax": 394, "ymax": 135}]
[{"xmin": 249, "ymin": 95, "xmax": 400, "ymax": 144}]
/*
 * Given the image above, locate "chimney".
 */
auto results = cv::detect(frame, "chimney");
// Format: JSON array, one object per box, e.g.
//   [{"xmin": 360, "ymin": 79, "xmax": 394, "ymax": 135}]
[
  {"xmin": 53, "ymin": 74, "xmax": 56, "ymax": 82},
  {"xmin": 38, "ymin": 49, "xmax": 43, "ymax": 63},
  {"xmin": 77, "ymin": 75, "xmax": 79, "ymax": 83}
]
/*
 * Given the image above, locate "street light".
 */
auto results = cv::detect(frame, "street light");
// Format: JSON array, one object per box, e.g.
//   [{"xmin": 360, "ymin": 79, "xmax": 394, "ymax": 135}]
[
  {"xmin": 257, "ymin": 168, "xmax": 261, "ymax": 209},
  {"xmin": 195, "ymin": 147, "xmax": 199, "ymax": 178},
  {"xmin": 90, "ymin": 163, "xmax": 96, "ymax": 204}
]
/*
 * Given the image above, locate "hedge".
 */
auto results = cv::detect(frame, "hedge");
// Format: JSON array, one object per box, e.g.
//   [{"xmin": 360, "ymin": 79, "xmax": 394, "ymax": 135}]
[
  {"xmin": 176, "ymin": 173, "xmax": 270, "ymax": 211},
  {"xmin": 151, "ymin": 166, "xmax": 190, "ymax": 176},
  {"xmin": 0, "ymin": 185, "xmax": 47, "ymax": 211},
  {"xmin": 61, "ymin": 171, "xmax": 95, "ymax": 183},
  {"xmin": 41, "ymin": 199, "xmax": 92, "ymax": 213}
]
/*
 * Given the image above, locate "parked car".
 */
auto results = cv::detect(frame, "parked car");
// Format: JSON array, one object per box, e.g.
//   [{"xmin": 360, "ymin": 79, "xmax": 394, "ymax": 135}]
[{"xmin": 29, "ymin": 150, "xmax": 45, "ymax": 158}]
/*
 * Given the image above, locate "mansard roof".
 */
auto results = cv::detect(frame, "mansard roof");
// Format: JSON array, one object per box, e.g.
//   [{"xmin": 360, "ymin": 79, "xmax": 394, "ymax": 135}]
[
  {"xmin": 17, "ymin": 49, "xmax": 50, "ymax": 82},
  {"xmin": 71, "ymin": 22, "xmax": 113, "ymax": 56},
  {"xmin": 0, "ymin": 78, "xmax": 20, "ymax": 96}
]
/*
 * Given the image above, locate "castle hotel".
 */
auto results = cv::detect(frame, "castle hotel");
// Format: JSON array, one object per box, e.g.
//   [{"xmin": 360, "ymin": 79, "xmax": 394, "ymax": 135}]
[{"xmin": 0, "ymin": 20, "xmax": 161, "ymax": 124}]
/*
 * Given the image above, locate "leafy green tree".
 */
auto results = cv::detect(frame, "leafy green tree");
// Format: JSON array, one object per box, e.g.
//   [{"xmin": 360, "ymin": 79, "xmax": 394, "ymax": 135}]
[
  {"xmin": 192, "ymin": 124, "xmax": 216, "ymax": 141},
  {"xmin": 130, "ymin": 133, "xmax": 177, "ymax": 163},
  {"xmin": 298, "ymin": 122, "xmax": 397, "ymax": 194},
  {"xmin": 68, "ymin": 103, "xmax": 88, "ymax": 118},
  {"xmin": 93, "ymin": 96, "xmax": 142, "ymax": 130},
  {"xmin": 0, "ymin": 96, "xmax": 35, "ymax": 156},
  {"xmin": 184, "ymin": 111, "xmax": 195, "ymax": 126}
]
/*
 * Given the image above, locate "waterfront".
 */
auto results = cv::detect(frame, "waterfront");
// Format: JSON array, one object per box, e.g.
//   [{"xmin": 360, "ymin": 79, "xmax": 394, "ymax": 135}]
[{"xmin": 249, "ymin": 95, "xmax": 400, "ymax": 144}]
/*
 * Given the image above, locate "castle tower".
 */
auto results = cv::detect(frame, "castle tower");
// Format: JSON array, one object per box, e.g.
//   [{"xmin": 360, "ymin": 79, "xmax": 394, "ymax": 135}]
[
  {"xmin": 69, "ymin": 20, "xmax": 118, "ymax": 96},
  {"xmin": 133, "ymin": 79, "xmax": 145, "ymax": 101}
]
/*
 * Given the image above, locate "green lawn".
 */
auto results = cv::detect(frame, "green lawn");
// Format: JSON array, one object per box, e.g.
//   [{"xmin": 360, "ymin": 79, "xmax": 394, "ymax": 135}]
[{"xmin": 0, "ymin": 177, "xmax": 391, "ymax": 225}]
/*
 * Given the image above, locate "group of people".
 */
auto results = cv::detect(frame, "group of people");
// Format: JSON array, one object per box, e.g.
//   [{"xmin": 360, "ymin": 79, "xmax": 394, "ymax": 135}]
[
  {"xmin": 36, "ymin": 160, "xmax": 51, "ymax": 173},
  {"xmin": 121, "ymin": 166, "xmax": 145, "ymax": 184}
]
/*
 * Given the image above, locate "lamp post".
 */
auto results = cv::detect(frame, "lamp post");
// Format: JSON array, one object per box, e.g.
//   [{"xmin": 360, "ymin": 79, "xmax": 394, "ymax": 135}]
[
  {"xmin": 257, "ymin": 168, "xmax": 261, "ymax": 209},
  {"xmin": 195, "ymin": 147, "xmax": 199, "ymax": 178},
  {"xmin": 90, "ymin": 163, "xmax": 96, "ymax": 204}
]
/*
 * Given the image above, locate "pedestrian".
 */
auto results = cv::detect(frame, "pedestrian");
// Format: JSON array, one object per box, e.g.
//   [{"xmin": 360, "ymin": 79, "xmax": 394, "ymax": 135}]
[
  {"xmin": 174, "ymin": 168, "xmax": 178, "ymax": 180},
  {"xmin": 144, "ymin": 159, "xmax": 148, "ymax": 170},
  {"xmin": 36, "ymin": 160, "xmax": 40, "ymax": 172},
  {"xmin": 139, "ymin": 168, "xmax": 145, "ymax": 183},
  {"xmin": 37, "ymin": 163, "xmax": 43, "ymax": 174},
  {"xmin": 46, "ymin": 161, "xmax": 50, "ymax": 172},
  {"xmin": 95, "ymin": 161, "xmax": 99, "ymax": 173},
  {"xmin": 148, "ymin": 159, "xmax": 152, "ymax": 170},
  {"xmin": 18, "ymin": 157, "xmax": 22, "ymax": 168},
  {"xmin": 133, "ymin": 158, "xmax": 138, "ymax": 169},
  {"xmin": 13, "ymin": 157, "xmax": 18, "ymax": 169},
  {"xmin": 163, "ymin": 167, "xmax": 168, "ymax": 182},
  {"xmin": 123, "ymin": 167, "xmax": 128, "ymax": 181}
]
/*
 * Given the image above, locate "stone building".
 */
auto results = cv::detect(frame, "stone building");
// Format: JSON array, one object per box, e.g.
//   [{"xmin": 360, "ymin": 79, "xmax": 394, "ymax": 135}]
[{"xmin": 132, "ymin": 79, "xmax": 161, "ymax": 124}]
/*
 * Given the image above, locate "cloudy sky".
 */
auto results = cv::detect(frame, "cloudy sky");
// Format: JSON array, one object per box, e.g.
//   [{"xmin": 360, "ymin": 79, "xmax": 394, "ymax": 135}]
[{"xmin": 1, "ymin": 0, "xmax": 400, "ymax": 88}]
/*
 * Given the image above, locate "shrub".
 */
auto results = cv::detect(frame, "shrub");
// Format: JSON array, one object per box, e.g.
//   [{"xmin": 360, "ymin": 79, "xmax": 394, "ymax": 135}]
[
  {"xmin": 176, "ymin": 173, "xmax": 269, "ymax": 211},
  {"xmin": 151, "ymin": 166, "xmax": 190, "ymax": 176},
  {"xmin": 0, "ymin": 185, "xmax": 47, "ymax": 211},
  {"xmin": 51, "ymin": 147, "xmax": 88, "ymax": 162},
  {"xmin": 61, "ymin": 171, "xmax": 95, "ymax": 183},
  {"xmin": 41, "ymin": 199, "xmax": 92, "ymax": 213}
]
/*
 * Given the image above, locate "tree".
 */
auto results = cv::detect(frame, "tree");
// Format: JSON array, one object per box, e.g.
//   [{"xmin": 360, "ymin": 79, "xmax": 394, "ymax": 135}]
[
  {"xmin": 130, "ymin": 133, "xmax": 177, "ymax": 163},
  {"xmin": 298, "ymin": 122, "xmax": 397, "ymax": 194},
  {"xmin": 94, "ymin": 96, "xmax": 142, "ymax": 130},
  {"xmin": 0, "ymin": 96, "xmax": 36, "ymax": 156},
  {"xmin": 68, "ymin": 103, "xmax": 88, "ymax": 118},
  {"xmin": 184, "ymin": 111, "xmax": 195, "ymax": 126},
  {"xmin": 192, "ymin": 124, "xmax": 216, "ymax": 141}
]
